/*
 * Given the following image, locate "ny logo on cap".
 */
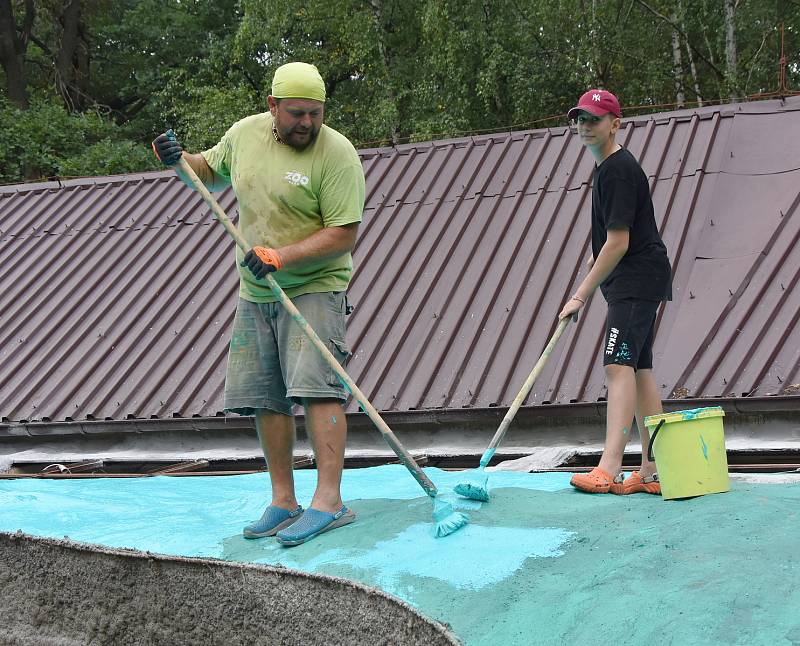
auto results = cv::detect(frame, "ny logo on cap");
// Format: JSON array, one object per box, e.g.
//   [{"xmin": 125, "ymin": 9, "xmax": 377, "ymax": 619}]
[{"xmin": 592, "ymin": 93, "xmax": 602, "ymax": 101}]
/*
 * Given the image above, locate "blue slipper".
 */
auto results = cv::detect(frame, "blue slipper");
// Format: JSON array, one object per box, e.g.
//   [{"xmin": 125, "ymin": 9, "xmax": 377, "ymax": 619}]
[
  {"xmin": 276, "ymin": 506, "xmax": 356, "ymax": 547},
  {"xmin": 243, "ymin": 504, "xmax": 303, "ymax": 539}
]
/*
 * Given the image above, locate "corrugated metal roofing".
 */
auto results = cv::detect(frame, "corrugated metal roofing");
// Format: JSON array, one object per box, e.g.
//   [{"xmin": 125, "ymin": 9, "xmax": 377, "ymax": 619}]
[{"xmin": 1, "ymin": 97, "xmax": 799, "ymax": 423}]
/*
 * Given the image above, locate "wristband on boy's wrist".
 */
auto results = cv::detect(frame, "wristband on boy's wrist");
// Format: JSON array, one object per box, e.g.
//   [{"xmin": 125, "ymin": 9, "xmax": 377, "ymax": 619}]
[{"xmin": 572, "ymin": 295, "xmax": 585, "ymax": 304}]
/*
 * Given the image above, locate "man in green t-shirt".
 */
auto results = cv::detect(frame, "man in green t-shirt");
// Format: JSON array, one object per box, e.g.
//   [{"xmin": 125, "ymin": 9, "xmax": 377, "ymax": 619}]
[{"xmin": 153, "ymin": 62, "xmax": 365, "ymax": 546}]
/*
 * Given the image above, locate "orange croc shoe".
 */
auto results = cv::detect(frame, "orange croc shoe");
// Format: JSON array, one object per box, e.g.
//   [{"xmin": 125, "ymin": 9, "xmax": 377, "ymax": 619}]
[
  {"xmin": 570, "ymin": 467, "xmax": 618, "ymax": 494},
  {"xmin": 609, "ymin": 471, "xmax": 661, "ymax": 495}
]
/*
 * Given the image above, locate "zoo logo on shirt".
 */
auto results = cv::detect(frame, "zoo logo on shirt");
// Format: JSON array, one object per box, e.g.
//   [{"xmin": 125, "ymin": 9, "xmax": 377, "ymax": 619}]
[{"xmin": 284, "ymin": 171, "xmax": 310, "ymax": 187}]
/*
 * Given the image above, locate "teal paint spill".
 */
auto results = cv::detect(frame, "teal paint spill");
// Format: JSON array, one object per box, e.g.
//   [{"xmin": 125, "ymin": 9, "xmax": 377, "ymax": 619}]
[
  {"xmin": 0, "ymin": 467, "xmax": 572, "ymax": 553},
  {"xmin": 700, "ymin": 434, "xmax": 709, "ymax": 461},
  {"xmin": 315, "ymin": 524, "xmax": 571, "ymax": 594},
  {"xmin": 670, "ymin": 406, "xmax": 722, "ymax": 421}
]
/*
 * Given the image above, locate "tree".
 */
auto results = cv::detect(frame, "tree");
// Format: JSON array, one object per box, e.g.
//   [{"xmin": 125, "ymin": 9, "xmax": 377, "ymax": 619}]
[
  {"xmin": 235, "ymin": 0, "xmax": 421, "ymax": 147},
  {"xmin": 724, "ymin": 0, "xmax": 738, "ymax": 100},
  {"xmin": 0, "ymin": 0, "xmax": 248, "ymax": 181},
  {"xmin": 0, "ymin": 0, "xmax": 34, "ymax": 108},
  {"xmin": 0, "ymin": 95, "xmax": 155, "ymax": 181},
  {"xmin": 0, "ymin": 0, "xmax": 798, "ymax": 181}
]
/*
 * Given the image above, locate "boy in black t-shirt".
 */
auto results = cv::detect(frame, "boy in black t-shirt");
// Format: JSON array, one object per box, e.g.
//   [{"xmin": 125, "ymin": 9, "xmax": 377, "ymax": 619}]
[{"xmin": 559, "ymin": 89, "xmax": 672, "ymax": 496}]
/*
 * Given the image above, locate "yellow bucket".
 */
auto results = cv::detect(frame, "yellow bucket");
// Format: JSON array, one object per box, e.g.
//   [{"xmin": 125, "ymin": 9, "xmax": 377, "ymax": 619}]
[{"xmin": 644, "ymin": 406, "xmax": 730, "ymax": 500}]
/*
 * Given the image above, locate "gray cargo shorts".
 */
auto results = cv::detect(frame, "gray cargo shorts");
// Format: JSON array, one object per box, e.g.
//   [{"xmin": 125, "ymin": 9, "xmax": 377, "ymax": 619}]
[{"xmin": 224, "ymin": 292, "xmax": 350, "ymax": 416}]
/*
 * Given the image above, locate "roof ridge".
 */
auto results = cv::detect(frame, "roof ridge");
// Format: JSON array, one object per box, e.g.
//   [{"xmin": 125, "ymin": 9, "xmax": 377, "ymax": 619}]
[{"xmin": 0, "ymin": 170, "xmax": 175, "ymax": 196}]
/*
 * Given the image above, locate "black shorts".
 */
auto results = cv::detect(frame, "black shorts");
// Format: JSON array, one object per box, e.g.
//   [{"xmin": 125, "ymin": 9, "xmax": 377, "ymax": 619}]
[{"xmin": 603, "ymin": 299, "xmax": 660, "ymax": 370}]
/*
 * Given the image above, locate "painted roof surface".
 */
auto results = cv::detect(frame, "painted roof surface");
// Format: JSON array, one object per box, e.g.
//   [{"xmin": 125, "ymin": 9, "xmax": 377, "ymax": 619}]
[
  {"xmin": 2, "ymin": 467, "xmax": 799, "ymax": 645},
  {"xmin": 1, "ymin": 97, "xmax": 799, "ymax": 423}
]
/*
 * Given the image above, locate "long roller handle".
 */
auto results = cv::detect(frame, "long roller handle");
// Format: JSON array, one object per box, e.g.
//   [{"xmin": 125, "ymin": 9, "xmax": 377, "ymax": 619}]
[
  {"xmin": 177, "ymin": 158, "xmax": 438, "ymax": 498},
  {"xmin": 478, "ymin": 315, "xmax": 573, "ymax": 467}
]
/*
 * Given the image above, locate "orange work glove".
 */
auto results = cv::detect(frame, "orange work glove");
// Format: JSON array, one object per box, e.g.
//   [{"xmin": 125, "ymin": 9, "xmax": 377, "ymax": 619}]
[{"xmin": 242, "ymin": 246, "xmax": 284, "ymax": 279}]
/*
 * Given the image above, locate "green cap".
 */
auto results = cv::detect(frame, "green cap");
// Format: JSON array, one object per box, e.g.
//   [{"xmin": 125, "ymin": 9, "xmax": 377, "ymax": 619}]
[{"xmin": 271, "ymin": 62, "xmax": 326, "ymax": 103}]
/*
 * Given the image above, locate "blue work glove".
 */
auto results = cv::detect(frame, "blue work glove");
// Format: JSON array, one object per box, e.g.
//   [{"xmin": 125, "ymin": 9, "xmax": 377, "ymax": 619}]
[{"xmin": 151, "ymin": 129, "xmax": 183, "ymax": 166}]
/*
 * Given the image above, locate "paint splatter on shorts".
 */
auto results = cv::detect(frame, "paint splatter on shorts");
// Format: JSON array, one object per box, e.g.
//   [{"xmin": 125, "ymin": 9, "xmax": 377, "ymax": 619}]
[
  {"xmin": 602, "ymin": 298, "xmax": 661, "ymax": 370},
  {"xmin": 224, "ymin": 292, "xmax": 350, "ymax": 416}
]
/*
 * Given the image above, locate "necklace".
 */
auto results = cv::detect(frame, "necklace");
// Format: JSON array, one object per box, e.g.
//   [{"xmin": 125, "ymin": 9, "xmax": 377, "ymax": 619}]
[{"xmin": 271, "ymin": 124, "xmax": 285, "ymax": 145}]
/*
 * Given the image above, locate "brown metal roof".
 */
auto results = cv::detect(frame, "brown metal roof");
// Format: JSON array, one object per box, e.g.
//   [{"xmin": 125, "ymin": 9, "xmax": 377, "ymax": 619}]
[{"xmin": 2, "ymin": 97, "xmax": 799, "ymax": 424}]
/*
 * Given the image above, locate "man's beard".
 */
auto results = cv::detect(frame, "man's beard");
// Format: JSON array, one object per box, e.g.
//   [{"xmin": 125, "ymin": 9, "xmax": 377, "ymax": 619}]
[{"xmin": 278, "ymin": 124, "xmax": 320, "ymax": 151}]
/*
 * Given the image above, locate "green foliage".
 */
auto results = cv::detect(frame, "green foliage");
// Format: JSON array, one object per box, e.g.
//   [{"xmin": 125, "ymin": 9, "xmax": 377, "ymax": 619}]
[
  {"xmin": 235, "ymin": 0, "xmax": 418, "ymax": 146},
  {"xmin": 83, "ymin": 0, "xmax": 254, "ymax": 148},
  {"xmin": 59, "ymin": 138, "xmax": 158, "ymax": 178},
  {"xmin": 0, "ymin": 95, "xmax": 158, "ymax": 183},
  {"xmin": 164, "ymin": 83, "xmax": 260, "ymax": 152},
  {"xmin": 1, "ymin": 0, "xmax": 798, "ymax": 181}
]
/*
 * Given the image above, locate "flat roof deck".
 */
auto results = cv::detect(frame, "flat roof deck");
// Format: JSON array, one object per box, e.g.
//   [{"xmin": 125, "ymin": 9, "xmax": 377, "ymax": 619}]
[{"xmin": 1, "ymin": 465, "xmax": 798, "ymax": 645}]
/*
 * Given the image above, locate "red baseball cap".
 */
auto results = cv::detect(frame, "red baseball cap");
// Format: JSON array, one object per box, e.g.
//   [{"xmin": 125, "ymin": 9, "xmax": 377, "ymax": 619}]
[{"xmin": 568, "ymin": 89, "xmax": 622, "ymax": 120}]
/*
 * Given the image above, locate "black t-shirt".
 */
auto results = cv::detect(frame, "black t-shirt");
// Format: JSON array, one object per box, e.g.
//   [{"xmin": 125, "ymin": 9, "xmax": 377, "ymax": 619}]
[{"xmin": 591, "ymin": 148, "xmax": 672, "ymax": 302}]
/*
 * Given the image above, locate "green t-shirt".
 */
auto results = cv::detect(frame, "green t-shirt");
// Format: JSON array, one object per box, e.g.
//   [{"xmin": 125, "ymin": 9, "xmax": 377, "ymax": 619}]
[{"xmin": 202, "ymin": 113, "xmax": 365, "ymax": 302}]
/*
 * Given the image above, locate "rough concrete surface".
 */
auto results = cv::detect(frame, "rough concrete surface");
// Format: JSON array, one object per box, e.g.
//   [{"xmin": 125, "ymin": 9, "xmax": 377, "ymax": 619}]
[{"xmin": 0, "ymin": 531, "xmax": 459, "ymax": 646}]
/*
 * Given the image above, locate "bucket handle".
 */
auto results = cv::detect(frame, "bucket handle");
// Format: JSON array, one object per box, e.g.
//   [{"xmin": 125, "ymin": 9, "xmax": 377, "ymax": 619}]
[{"xmin": 647, "ymin": 419, "xmax": 666, "ymax": 462}]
